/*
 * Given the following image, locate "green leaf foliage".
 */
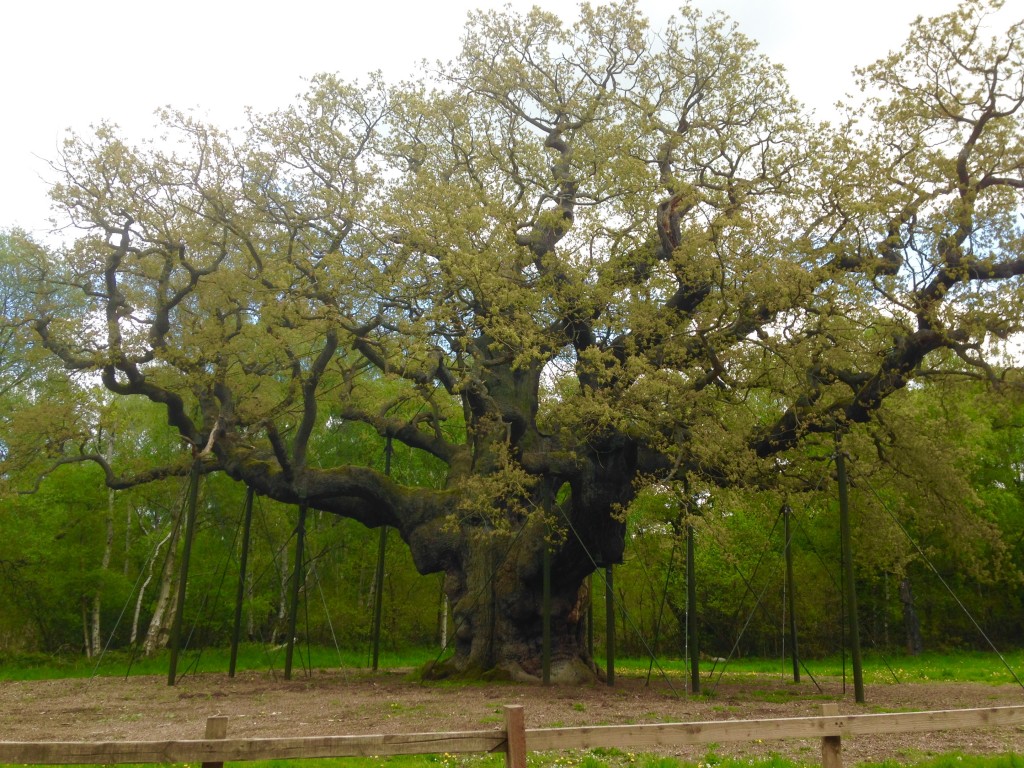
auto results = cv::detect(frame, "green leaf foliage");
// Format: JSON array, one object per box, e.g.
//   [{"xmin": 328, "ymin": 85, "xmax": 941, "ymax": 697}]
[{"xmin": 3, "ymin": 0, "xmax": 1023, "ymax": 673}]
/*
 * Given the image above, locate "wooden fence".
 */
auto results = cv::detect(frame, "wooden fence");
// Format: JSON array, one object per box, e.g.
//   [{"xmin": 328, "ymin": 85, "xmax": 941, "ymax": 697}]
[{"xmin": 2, "ymin": 704, "xmax": 1023, "ymax": 768}]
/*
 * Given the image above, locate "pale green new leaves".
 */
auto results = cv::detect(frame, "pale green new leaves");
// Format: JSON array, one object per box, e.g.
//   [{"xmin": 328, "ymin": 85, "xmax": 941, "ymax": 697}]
[{"xmin": 36, "ymin": 0, "xmax": 1024, "ymax": 503}]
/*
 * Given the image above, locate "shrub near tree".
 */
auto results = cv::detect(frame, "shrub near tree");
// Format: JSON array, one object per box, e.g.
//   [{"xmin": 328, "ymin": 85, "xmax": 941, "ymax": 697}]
[{"xmin": 21, "ymin": 0, "xmax": 1024, "ymax": 680}]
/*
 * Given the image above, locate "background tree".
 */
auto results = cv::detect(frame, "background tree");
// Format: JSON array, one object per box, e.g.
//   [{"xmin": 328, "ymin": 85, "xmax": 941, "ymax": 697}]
[
  {"xmin": 0, "ymin": 230, "xmax": 82, "ymax": 478},
  {"xmin": 610, "ymin": 372, "xmax": 1024, "ymax": 664},
  {"xmin": 28, "ymin": 0, "xmax": 1024, "ymax": 680}
]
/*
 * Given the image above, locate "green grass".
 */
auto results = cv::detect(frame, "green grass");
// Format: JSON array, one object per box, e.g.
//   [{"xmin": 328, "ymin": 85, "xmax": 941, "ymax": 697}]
[
  {"xmin": 0, "ymin": 644, "xmax": 445, "ymax": 681},
  {"xmin": 4, "ymin": 646, "xmax": 1023, "ymax": 685},
  {"xmin": 862, "ymin": 755, "xmax": 1024, "ymax": 768},
  {"xmin": 603, "ymin": 649, "xmax": 1024, "ymax": 686},
  {"xmin": 3, "ymin": 644, "xmax": 1023, "ymax": 688},
  {"xmin": 5, "ymin": 752, "xmax": 1023, "ymax": 768}
]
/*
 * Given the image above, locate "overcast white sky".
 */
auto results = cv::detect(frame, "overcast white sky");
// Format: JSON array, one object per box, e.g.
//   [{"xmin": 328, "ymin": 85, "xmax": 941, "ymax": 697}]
[{"xmin": 1, "ymin": 0, "xmax": 970, "ymax": 238}]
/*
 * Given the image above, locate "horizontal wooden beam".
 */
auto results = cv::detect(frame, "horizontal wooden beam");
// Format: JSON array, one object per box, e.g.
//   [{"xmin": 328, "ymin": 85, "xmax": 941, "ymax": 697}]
[
  {"xmin": 0, "ymin": 730, "xmax": 506, "ymax": 765},
  {"xmin": 1, "ymin": 705, "xmax": 1021, "ymax": 765},
  {"xmin": 525, "ymin": 706, "xmax": 1024, "ymax": 752}
]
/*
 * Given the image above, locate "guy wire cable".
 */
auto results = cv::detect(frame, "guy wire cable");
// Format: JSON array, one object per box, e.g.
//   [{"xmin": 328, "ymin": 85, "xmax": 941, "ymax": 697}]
[
  {"xmin": 862, "ymin": 475, "xmax": 1024, "ymax": 691},
  {"xmin": 554, "ymin": 502, "xmax": 683, "ymax": 697}
]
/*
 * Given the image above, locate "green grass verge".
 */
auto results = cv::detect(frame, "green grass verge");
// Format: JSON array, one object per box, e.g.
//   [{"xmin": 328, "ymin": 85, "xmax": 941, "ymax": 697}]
[
  {"xmin": 0, "ymin": 644, "xmax": 446, "ymax": 681},
  {"xmin": 2, "ymin": 646, "xmax": 1022, "ymax": 684},
  {"xmin": 3, "ymin": 751, "xmax": 1024, "ymax": 768},
  {"xmin": 605, "ymin": 649, "xmax": 1024, "ymax": 686}
]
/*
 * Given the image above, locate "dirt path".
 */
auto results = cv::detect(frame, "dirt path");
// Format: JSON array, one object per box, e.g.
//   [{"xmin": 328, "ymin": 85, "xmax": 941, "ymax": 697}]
[{"xmin": 2, "ymin": 669, "xmax": 1023, "ymax": 764}]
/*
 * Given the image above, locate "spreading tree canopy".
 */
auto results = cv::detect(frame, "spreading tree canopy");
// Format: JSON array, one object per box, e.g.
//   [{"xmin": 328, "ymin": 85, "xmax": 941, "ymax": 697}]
[{"xmin": 31, "ymin": 0, "xmax": 1024, "ymax": 679}]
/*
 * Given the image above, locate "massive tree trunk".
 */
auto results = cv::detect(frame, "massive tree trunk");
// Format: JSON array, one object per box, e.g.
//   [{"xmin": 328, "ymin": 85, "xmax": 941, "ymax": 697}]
[
  {"xmin": 428, "ymin": 520, "xmax": 594, "ymax": 682},
  {"xmin": 407, "ymin": 446, "xmax": 634, "ymax": 680},
  {"xmin": 218, "ymin": 426, "xmax": 636, "ymax": 681}
]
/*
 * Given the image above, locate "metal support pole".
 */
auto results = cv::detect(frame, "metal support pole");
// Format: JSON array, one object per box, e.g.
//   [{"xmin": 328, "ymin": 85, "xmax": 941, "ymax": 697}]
[
  {"xmin": 542, "ymin": 538, "xmax": 551, "ymax": 685},
  {"xmin": 284, "ymin": 503, "xmax": 307, "ymax": 681},
  {"xmin": 371, "ymin": 436, "xmax": 393, "ymax": 672},
  {"xmin": 229, "ymin": 487, "xmax": 255, "ymax": 678},
  {"xmin": 371, "ymin": 527, "xmax": 388, "ymax": 672},
  {"xmin": 605, "ymin": 564, "xmax": 615, "ymax": 686},
  {"xmin": 836, "ymin": 443, "xmax": 865, "ymax": 703},
  {"xmin": 586, "ymin": 574, "xmax": 594, "ymax": 659},
  {"xmin": 687, "ymin": 521, "xmax": 700, "ymax": 694},
  {"xmin": 784, "ymin": 504, "xmax": 800, "ymax": 683}
]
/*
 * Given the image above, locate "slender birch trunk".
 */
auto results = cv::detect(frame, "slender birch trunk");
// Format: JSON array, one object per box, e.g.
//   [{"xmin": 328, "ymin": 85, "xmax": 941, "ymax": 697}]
[
  {"xmin": 142, "ymin": 484, "xmax": 189, "ymax": 656},
  {"xmin": 131, "ymin": 526, "xmax": 173, "ymax": 645}
]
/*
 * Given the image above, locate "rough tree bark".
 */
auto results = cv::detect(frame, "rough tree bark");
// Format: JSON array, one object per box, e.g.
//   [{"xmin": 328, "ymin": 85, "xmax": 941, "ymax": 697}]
[
  {"xmin": 142, "ymin": 515, "xmax": 181, "ymax": 656},
  {"xmin": 130, "ymin": 528, "xmax": 170, "ymax": 646}
]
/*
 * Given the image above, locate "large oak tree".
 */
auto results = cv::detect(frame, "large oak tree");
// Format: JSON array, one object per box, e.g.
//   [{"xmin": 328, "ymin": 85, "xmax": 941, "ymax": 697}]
[{"xmin": 33, "ymin": 0, "xmax": 1024, "ymax": 679}]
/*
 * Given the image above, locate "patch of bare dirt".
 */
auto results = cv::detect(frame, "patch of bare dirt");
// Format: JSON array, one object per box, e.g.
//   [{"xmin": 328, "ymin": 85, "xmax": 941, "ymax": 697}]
[{"xmin": 2, "ymin": 669, "xmax": 1023, "ymax": 764}]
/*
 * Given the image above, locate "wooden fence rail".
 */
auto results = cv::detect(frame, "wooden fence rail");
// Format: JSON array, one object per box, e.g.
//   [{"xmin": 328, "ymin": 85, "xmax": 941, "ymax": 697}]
[{"xmin": 2, "ymin": 705, "xmax": 1022, "ymax": 768}]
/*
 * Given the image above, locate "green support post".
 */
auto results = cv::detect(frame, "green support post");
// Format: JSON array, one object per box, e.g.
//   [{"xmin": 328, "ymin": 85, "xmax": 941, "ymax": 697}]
[
  {"xmin": 784, "ymin": 504, "xmax": 800, "ymax": 683},
  {"xmin": 836, "ymin": 443, "xmax": 865, "ymax": 703},
  {"xmin": 605, "ymin": 564, "xmax": 615, "ymax": 686},
  {"xmin": 586, "ymin": 574, "xmax": 594, "ymax": 659},
  {"xmin": 284, "ymin": 503, "xmax": 307, "ymax": 681},
  {"xmin": 371, "ymin": 436, "xmax": 393, "ymax": 672},
  {"xmin": 229, "ymin": 487, "xmax": 255, "ymax": 678},
  {"xmin": 687, "ymin": 521, "xmax": 699, "ymax": 694},
  {"xmin": 542, "ymin": 540, "xmax": 551, "ymax": 685}
]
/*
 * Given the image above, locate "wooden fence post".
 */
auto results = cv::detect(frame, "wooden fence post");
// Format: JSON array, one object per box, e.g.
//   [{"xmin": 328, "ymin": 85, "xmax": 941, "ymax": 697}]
[
  {"xmin": 821, "ymin": 703, "xmax": 842, "ymax": 768},
  {"xmin": 2, "ymin": 705, "xmax": 1024, "ymax": 766},
  {"xmin": 504, "ymin": 705, "xmax": 527, "ymax": 768},
  {"xmin": 203, "ymin": 715, "xmax": 228, "ymax": 768}
]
